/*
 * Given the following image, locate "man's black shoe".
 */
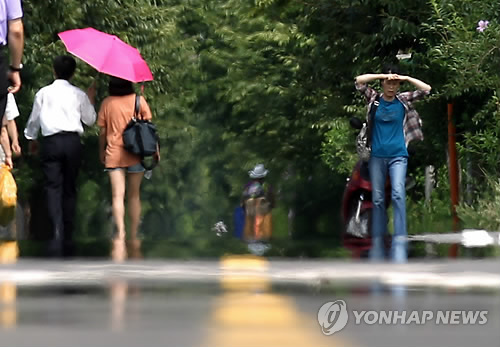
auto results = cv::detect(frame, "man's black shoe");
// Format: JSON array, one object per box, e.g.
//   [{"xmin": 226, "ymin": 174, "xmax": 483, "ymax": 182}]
[
  {"xmin": 47, "ymin": 238, "xmax": 63, "ymax": 257},
  {"xmin": 62, "ymin": 241, "xmax": 76, "ymax": 258}
]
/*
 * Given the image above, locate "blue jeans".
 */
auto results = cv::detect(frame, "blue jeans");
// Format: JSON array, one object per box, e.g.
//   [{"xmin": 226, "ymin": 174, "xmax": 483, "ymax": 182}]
[{"xmin": 369, "ymin": 156, "xmax": 408, "ymax": 263}]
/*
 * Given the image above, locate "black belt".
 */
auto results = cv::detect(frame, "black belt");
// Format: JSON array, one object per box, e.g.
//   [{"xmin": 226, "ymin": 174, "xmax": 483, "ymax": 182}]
[{"xmin": 45, "ymin": 131, "xmax": 78, "ymax": 138}]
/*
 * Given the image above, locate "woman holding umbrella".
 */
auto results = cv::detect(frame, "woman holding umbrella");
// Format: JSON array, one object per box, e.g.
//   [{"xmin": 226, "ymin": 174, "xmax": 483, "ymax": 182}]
[
  {"xmin": 98, "ymin": 77, "xmax": 154, "ymax": 261},
  {"xmin": 58, "ymin": 28, "xmax": 156, "ymax": 261}
]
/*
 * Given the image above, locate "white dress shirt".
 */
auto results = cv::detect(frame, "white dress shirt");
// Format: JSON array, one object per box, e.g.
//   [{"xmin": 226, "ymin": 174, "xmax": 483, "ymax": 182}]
[
  {"xmin": 5, "ymin": 93, "xmax": 19, "ymax": 121},
  {"xmin": 24, "ymin": 79, "xmax": 96, "ymax": 140}
]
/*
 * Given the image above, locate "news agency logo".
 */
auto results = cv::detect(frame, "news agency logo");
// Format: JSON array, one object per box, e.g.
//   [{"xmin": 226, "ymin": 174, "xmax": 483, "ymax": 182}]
[
  {"xmin": 317, "ymin": 299, "xmax": 349, "ymax": 335},
  {"xmin": 317, "ymin": 300, "xmax": 488, "ymax": 335}
]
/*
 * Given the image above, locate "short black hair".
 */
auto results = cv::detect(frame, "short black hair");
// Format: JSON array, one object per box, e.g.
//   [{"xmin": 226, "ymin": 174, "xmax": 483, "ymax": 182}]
[
  {"xmin": 382, "ymin": 63, "xmax": 401, "ymax": 75},
  {"xmin": 108, "ymin": 76, "xmax": 134, "ymax": 96},
  {"xmin": 53, "ymin": 55, "xmax": 76, "ymax": 80}
]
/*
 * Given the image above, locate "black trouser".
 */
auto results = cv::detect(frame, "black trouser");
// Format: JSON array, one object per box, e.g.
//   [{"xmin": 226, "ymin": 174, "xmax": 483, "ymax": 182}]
[
  {"xmin": 0, "ymin": 46, "xmax": 9, "ymax": 121},
  {"xmin": 41, "ymin": 132, "xmax": 82, "ymax": 246}
]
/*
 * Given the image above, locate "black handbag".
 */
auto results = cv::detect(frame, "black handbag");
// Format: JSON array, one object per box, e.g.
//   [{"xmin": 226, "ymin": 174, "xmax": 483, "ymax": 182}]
[{"xmin": 123, "ymin": 95, "xmax": 160, "ymax": 170}]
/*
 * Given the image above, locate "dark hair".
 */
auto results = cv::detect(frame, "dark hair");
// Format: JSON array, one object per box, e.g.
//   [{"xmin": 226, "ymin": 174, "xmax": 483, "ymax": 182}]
[
  {"xmin": 382, "ymin": 63, "xmax": 401, "ymax": 75},
  {"xmin": 53, "ymin": 55, "xmax": 76, "ymax": 80},
  {"xmin": 108, "ymin": 77, "xmax": 134, "ymax": 96}
]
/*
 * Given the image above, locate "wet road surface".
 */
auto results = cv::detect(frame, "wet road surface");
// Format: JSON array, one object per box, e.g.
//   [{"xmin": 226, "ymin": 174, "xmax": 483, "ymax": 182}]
[{"xmin": 1, "ymin": 257, "xmax": 499, "ymax": 347}]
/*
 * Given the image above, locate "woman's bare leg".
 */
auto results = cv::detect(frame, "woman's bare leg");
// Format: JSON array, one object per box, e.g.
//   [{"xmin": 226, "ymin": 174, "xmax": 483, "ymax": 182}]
[
  {"xmin": 127, "ymin": 171, "xmax": 144, "ymax": 258},
  {"xmin": 109, "ymin": 170, "xmax": 127, "ymax": 261}
]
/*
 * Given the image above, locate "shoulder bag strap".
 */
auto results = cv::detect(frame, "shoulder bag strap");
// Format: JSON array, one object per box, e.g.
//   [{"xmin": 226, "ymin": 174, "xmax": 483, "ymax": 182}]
[
  {"xmin": 134, "ymin": 94, "xmax": 141, "ymax": 120},
  {"xmin": 135, "ymin": 94, "xmax": 159, "ymax": 171},
  {"xmin": 366, "ymin": 94, "xmax": 380, "ymax": 147},
  {"xmin": 132, "ymin": 94, "xmax": 146, "ymax": 160}
]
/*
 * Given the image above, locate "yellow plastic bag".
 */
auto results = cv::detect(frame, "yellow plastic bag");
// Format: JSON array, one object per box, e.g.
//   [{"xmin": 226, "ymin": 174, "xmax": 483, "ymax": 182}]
[{"xmin": 0, "ymin": 165, "xmax": 16, "ymax": 227}]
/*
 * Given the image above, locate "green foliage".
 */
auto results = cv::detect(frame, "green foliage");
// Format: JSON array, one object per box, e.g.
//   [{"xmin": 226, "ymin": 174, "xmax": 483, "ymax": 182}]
[
  {"xmin": 422, "ymin": 0, "xmax": 500, "ymax": 97},
  {"xmin": 321, "ymin": 118, "xmax": 359, "ymax": 176},
  {"xmin": 11, "ymin": 0, "xmax": 500, "ymax": 258},
  {"xmin": 406, "ymin": 194, "xmax": 453, "ymax": 235},
  {"xmin": 456, "ymin": 94, "xmax": 500, "ymax": 180},
  {"xmin": 457, "ymin": 174, "xmax": 500, "ymax": 231},
  {"xmin": 14, "ymin": 0, "xmax": 346, "ymax": 256}
]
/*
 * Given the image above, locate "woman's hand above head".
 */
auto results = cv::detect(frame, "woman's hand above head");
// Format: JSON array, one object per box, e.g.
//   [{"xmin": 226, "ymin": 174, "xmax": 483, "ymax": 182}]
[
  {"xmin": 355, "ymin": 74, "xmax": 384, "ymax": 85},
  {"xmin": 400, "ymin": 75, "xmax": 431, "ymax": 92},
  {"xmin": 385, "ymin": 73, "xmax": 403, "ymax": 81}
]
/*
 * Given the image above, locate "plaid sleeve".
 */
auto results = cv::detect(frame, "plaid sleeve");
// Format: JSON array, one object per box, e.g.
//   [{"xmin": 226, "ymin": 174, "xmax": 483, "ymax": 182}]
[
  {"xmin": 355, "ymin": 81, "xmax": 377, "ymax": 104},
  {"xmin": 398, "ymin": 89, "xmax": 430, "ymax": 104}
]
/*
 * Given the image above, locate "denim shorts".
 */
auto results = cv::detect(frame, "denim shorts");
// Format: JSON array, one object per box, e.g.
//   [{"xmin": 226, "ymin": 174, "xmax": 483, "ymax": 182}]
[{"xmin": 105, "ymin": 163, "xmax": 145, "ymax": 173}]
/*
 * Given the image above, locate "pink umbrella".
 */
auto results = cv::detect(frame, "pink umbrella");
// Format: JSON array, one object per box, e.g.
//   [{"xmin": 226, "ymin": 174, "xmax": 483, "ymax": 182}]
[{"xmin": 58, "ymin": 27, "xmax": 153, "ymax": 83}]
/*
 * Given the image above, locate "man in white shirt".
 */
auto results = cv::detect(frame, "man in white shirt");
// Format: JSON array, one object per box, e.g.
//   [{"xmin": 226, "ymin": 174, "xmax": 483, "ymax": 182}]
[{"xmin": 24, "ymin": 55, "xmax": 96, "ymax": 257}]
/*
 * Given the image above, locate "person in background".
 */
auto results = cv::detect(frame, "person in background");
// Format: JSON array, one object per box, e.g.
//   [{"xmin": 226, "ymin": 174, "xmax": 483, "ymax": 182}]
[
  {"xmin": 24, "ymin": 55, "xmax": 96, "ymax": 257},
  {"xmin": 0, "ymin": 92, "xmax": 20, "ymax": 263},
  {"xmin": 242, "ymin": 164, "xmax": 275, "ymax": 244},
  {"xmin": 354, "ymin": 63, "xmax": 431, "ymax": 263},
  {"xmin": 0, "ymin": 0, "xmax": 24, "ymax": 115},
  {"xmin": 98, "ymin": 77, "xmax": 155, "ymax": 262},
  {"xmin": 0, "ymin": 93, "xmax": 21, "ymax": 168}
]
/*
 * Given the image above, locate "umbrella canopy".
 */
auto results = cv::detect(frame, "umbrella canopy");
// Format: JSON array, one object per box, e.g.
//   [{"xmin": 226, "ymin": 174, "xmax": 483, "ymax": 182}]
[{"xmin": 58, "ymin": 27, "xmax": 153, "ymax": 83}]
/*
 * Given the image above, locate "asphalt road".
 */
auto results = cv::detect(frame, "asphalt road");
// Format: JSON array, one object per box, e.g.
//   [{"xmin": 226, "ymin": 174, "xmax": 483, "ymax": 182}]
[{"xmin": 1, "ymin": 257, "xmax": 499, "ymax": 347}]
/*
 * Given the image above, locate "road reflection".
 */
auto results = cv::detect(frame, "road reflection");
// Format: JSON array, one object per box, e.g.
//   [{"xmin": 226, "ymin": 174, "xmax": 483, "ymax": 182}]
[
  {"xmin": 109, "ymin": 280, "xmax": 128, "ymax": 332},
  {"xmin": 108, "ymin": 279, "xmax": 143, "ymax": 332},
  {"xmin": 0, "ymin": 282, "xmax": 16, "ymax": 329},
  {"xmin": 201, "ymin": 255, "xmax": 351, "ymax": 347}
]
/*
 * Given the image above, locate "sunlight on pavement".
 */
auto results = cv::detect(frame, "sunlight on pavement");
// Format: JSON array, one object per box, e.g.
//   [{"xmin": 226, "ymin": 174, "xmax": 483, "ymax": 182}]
[{"xmin": 200, "ymin": 255, "xmax": 355, "ymax": 347}]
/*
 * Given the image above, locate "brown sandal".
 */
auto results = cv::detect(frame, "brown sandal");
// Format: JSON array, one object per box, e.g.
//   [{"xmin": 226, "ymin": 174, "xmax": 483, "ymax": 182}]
[{"xmin": 128, "ymin": 239, "xmax": 142, "ymax": 259}]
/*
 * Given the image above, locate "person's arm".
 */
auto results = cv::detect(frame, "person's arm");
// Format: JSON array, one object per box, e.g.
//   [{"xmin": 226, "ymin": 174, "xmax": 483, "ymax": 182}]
[
  {"xmin": 96, "ymin": 103, "xmax": 108, "ymax": 165},
  {"xmin": 354, "ymin": 74, "xmax": 383, "ymax": 103},
  {"xmin": 355, "ymin": 74, "xmax": 387, "ymax": 85},
  {"xmin": 1, "ymin": 125, "xmax": 12, "ymax": 168},
  {"xmin": 4, "ymin": 93, "xmax": 21, "ymax": 156},
  {"xmin": 7, "ymin": 18, "xmax": 24, "ymax": 94},
  {"xmin": 24, "ymin": 92, "xmax": 42, "ymax": 141},
  {"xmin": 398, "ymin": 75, "xmax": 432, "ymax": 92},
  {"xmin": 99, "ymin": 128, "xmax": 107, "ymax": 165},
  {"xmin": 7, "ymin": 120, "xmax": 20, "ymax": 156},
  {"xmin": 80, "ymin": 84, "xmax": 97, "ymax": 126}
]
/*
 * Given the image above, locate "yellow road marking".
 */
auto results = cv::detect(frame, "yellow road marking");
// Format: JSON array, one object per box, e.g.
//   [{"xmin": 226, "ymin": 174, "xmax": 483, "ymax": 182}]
[{"xmin": 200, "ymin": 256, "xmax": 355, "ymax": 347}]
